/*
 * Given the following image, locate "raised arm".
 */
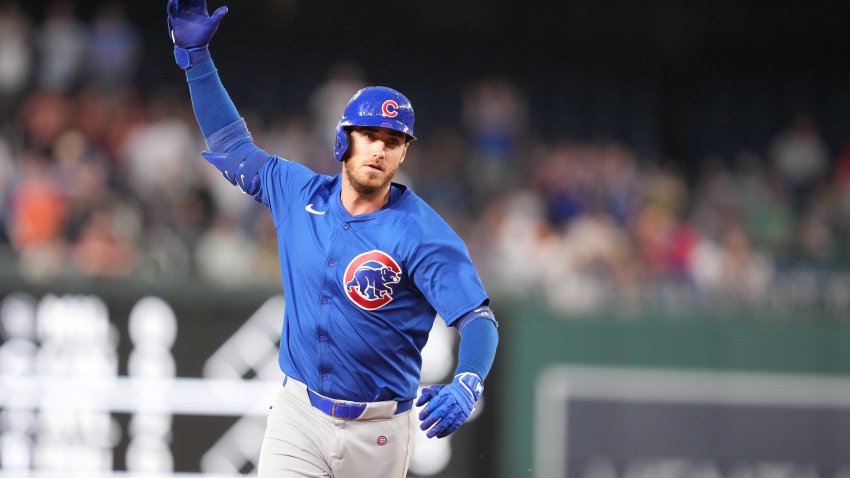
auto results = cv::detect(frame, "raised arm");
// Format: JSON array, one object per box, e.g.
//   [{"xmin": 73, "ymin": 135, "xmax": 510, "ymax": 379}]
[{"xmin": 167, "ymin": 0, "xmax": 269, "ymax": 197}]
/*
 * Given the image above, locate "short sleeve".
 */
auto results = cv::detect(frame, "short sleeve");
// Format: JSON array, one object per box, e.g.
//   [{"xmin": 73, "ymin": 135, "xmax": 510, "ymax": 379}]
[
  {"xmin": 407, "ymin": 229, "xmax": 489, "ymax": 326},
  {"xmin": 257, "ymin": 157, "xmax": 319, "ymax": 225}
]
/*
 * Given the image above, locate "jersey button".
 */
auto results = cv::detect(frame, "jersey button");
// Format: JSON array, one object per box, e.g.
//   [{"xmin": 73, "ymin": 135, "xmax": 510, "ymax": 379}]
[
  {"xmin": 318, "ymin": 335, "xmax": 328, "ymax": 342},
  {"xmin": 328, "ymin": 259, "xmax": 336, "ymax": 266},
  {"xmin": 343, "ymin": 223, "xmax": 350, "ymax": 230},
  {"xmin": 320, "ymin": 373, "xmax": 329, "ymax": 381},
  {"xmin": 321, "ymin": 297, "xmax": 329, "ymax": 304}
]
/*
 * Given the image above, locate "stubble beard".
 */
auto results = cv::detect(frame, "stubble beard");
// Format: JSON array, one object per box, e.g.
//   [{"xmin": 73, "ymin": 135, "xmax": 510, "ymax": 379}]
[{"xmin": 344, "ymin": 160, "xmax": 396, "ymax": 197}]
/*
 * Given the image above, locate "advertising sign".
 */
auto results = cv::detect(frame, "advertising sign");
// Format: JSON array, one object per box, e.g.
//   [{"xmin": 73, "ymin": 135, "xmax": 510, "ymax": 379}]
[{"xmin": 535, "ymin": 365, "xmax": 850, "ymax": 478}]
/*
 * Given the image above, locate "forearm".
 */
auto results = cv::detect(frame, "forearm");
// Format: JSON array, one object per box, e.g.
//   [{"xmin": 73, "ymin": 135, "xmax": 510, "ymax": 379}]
[
  {"xmin": 184, "ymin": 55, "xmax": 241, "ymax": 139},
  {"xmin": 419, "ymin": 314, "xmax": 496, "ymax": 438},
  {"xmin": 454, "ymin": 317, "xmax": 498, "ymax": 380}
]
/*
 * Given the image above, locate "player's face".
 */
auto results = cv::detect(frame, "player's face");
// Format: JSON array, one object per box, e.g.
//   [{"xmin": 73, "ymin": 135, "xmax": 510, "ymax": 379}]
[{"xmin": 344, "ymin": 126, "xmax": 409, "ymax": 196}]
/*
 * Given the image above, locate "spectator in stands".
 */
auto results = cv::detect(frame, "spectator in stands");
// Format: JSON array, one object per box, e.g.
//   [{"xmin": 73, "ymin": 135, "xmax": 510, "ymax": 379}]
[
  {"xmin": 86, "ymin": 3, "xmax": 140, "ymax": 91},
  {"xmin": 19, "ymin": 90, "xmax": 71, "ymax": 153},
  {"xmin": 691, "ymin": 225, "xmax": 773, "ymax": 305},
  {"xmin": 7, "ymin": 150, "xmax": 67, "ymax": 280},
  {"xmin": 71, "ymin": 201, "xmax": 140, "ymax": 278},
  {"xmin": 193, "ymin": 214, "xmax": 259, "ymax": 287},
  {"xmin": 35, "ymin": 0, "xmax": 86, "ymax": 93},
  {"xmin": 463, "ymin": 78, "xmax": 527, "ymax": 201},
  {"xmin": 0, "ymin": 2, "xmax": 31, "ymax": 106},
  {"xmin": 770, "ymin": 114, "xmax": 830, "ymax": 210}
]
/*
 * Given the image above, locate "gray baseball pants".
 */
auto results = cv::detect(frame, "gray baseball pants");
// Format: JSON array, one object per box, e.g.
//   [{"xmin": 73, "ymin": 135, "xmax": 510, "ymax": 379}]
[{"xmin": 258, "ymin": 375, "xmax": 416, "ymax": 477}]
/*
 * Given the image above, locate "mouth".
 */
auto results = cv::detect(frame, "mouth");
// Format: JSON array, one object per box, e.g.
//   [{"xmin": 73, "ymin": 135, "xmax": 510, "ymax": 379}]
[{"xmin": 364, "ymin": 163, "xmax": 385, "ymax": 173}]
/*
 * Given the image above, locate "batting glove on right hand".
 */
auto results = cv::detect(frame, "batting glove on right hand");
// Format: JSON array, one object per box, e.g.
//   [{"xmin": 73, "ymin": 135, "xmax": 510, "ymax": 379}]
[
  {"xmin": 416, "ymin": 372, "xmax": 483, "ymax": 439},
  {"xmin": 166, "ymin": 0, "xmax": 228, "ymax": 48}
]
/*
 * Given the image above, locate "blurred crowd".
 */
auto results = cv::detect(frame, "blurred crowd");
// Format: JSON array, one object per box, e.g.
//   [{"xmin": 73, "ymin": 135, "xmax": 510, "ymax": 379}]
[{"xmin": 1, "ymin": 1, "xmax": 849, "ymax": 315}]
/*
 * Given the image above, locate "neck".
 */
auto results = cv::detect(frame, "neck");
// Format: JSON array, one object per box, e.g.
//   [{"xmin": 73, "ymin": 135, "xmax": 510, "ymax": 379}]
[{"xmin": 340, "ymin": 178, "xmax": 391, "ymax": 216}]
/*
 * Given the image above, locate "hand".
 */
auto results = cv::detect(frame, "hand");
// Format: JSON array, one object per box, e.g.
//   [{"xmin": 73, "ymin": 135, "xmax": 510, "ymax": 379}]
[
  {"xmin": 416, "ymin": 372, "xmax": 483, "ymax": 438},
  {"xmin": 166, "ymin": 0, "xmax": 228, "ymax": 48}
]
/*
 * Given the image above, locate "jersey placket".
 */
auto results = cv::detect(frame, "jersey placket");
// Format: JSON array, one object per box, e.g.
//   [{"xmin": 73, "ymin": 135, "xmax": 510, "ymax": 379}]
[{"xmin": 316, "ymin": 218, "xmax": 351, "ymax": 396}]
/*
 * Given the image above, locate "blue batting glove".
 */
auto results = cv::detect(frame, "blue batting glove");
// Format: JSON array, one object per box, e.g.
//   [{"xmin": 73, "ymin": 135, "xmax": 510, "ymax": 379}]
[
  {"xmin": 415, "ymin": 384, "xmax": 444, "ymax": 406},
  {"xmin": 417, "ymin": 372, "xmax": 483, "ymax": 439},
  {"xmin": 166, "ymin": 0, "xmax": 228, "ymax": 48}
]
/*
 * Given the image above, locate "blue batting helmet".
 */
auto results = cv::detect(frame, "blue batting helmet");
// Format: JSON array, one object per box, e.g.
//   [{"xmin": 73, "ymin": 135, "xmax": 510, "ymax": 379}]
[{"xmin": 334, "ymin": 86, "xmax": 416, "ymax": 161}]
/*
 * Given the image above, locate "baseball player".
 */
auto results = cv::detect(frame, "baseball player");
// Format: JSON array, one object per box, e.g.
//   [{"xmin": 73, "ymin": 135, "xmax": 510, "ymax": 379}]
[{"xmin": 166, "ymin": 1, "xmax": 499, "ymax": 476}]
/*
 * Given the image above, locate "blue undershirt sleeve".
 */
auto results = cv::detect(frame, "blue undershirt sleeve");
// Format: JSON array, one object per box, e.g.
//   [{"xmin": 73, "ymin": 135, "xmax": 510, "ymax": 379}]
[
  {"xmin": 184, "ymin": 57, "xmax": 240, "ymax": 138},
  {"xmin": 453, "ymin": 317, "xmax": 499, "ymax": 380}
]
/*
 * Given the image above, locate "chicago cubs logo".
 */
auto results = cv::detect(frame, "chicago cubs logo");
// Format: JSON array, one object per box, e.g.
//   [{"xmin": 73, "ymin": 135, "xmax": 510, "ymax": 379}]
[
  {"xmin": 377, "ymin": 435, "xmax": 388, "ymax": 446},
  {"xmin": 343, "ymin": 250, "xmax": 402, "ymax": 310},
  {"xmin": 381, "ymin": 99, "xmax": 399, "ymax": 118}
]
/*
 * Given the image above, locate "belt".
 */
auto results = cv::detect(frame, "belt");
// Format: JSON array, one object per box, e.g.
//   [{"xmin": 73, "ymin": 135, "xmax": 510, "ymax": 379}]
[
  {"xmin": 307, "ymin": 389, "xmax": 413, "ymax": 420},
  {"xmin": 283, "ymin": 375, "xmax": 413, "ymax": 420}
]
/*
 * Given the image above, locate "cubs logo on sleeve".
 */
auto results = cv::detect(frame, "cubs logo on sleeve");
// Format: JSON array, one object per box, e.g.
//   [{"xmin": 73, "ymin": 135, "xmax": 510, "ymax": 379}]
[{"xmin": 344, "ymin": 250, "xmax": 402, "ymax": 310}]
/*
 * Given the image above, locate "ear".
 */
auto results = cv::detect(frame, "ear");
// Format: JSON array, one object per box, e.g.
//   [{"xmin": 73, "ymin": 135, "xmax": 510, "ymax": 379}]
[{"xmin": 399, "ymin": 143, "xmax": 409, "ymax": 164}]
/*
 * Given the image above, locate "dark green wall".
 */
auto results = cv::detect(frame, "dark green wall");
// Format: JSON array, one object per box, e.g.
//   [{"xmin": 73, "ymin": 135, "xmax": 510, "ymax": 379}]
[{"xmin": 497, "ymin": 301, "xmax": 850, "ymax": 478}]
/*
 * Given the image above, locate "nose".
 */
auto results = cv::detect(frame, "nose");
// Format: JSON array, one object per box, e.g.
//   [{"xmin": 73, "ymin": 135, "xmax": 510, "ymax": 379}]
[{"xmin": 373, "ymin": 141, "xmax": 387, "ymax": 158}]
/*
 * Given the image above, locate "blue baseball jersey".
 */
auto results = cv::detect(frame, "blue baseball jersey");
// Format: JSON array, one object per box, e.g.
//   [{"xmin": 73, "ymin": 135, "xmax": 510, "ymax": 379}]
[{"xmin": 254, "ymin": 157, "xmax": 489, "ymax": 403}]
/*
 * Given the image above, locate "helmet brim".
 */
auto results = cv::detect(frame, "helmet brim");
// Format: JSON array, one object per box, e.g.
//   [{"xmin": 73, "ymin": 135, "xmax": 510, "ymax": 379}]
[{"xmin": 340, "ymin": 116, "xmax": 416, "ymax": 142}]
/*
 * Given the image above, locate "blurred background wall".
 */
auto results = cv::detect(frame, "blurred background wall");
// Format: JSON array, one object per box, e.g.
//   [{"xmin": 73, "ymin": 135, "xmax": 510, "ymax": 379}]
[{"xmin": 1, "ymin": 1, "xmax": 849, "ymax": 477}]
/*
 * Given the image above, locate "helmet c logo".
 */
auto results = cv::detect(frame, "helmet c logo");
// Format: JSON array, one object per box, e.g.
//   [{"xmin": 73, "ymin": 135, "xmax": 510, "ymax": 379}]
[{"xmin": 381, "ymin": 100, "xmax": 399, "ymax": 118}]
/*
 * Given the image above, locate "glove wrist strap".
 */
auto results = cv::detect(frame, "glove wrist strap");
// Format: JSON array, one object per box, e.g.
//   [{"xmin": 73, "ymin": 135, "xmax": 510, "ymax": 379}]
[
  {"xmin": 454, "ymin": 372, "xmax": 484, "ymax": 402},
  {"xmin": 174, "ymin": 45, "xmax": 211, "ymax": 70}
]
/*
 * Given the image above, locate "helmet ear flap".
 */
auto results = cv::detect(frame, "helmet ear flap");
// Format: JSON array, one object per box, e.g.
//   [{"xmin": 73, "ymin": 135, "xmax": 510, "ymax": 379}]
[{"xmin": 334, "ymin": 125, "xmax": 350, "ymax": 161}]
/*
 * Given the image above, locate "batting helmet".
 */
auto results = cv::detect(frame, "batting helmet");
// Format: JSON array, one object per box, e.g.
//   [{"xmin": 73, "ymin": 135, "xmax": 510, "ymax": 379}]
[{"xmin": 333, "ymin": 86, "xmax": 416, "ymax": 161}]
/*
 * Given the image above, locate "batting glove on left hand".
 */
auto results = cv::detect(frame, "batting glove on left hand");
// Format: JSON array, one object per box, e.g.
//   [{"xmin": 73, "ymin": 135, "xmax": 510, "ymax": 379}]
[
  {"xmin": 166, "ymin": 0, "xmax": 228, "ymax": 48},
  {"xmin": 416, "ymin": 372, "xmax": 483, "ymax": 439}
]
